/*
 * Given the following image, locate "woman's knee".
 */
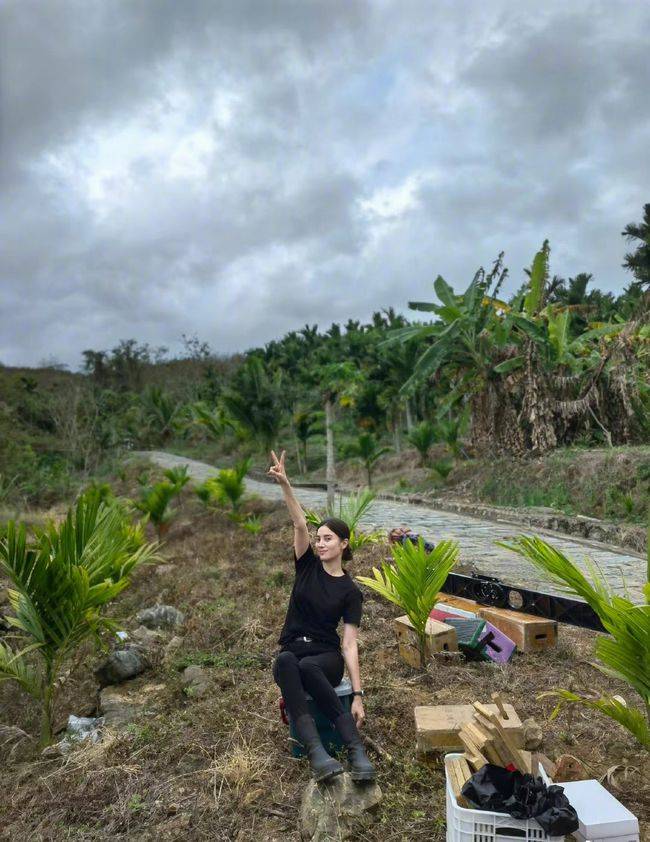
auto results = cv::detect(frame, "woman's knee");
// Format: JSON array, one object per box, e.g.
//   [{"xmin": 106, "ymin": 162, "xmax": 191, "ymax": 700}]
[{"xmin": 272, "ymin": 650, "xmax": 298, "ymax": 682}]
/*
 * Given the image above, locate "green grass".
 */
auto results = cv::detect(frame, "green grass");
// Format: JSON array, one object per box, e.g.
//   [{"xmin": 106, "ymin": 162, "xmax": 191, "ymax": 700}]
[{"xmin": 174, "ymin": 651, "xmax": 264, "ymax": 671}]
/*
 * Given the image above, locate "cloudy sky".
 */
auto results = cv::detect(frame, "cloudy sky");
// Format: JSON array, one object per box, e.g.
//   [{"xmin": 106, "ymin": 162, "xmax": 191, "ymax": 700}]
[{"xmin": 2, "ymin": 1, "xmax": 649, "ymax": 369}]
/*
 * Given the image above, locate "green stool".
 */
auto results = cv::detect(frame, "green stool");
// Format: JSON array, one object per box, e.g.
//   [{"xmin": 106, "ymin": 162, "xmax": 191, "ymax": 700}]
[{"xmin": 284, "ymin": 678, "xmax": 353, "ymax": 758}]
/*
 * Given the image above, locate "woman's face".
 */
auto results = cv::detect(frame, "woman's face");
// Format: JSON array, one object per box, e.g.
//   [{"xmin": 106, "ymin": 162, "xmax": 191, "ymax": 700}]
[{"xmin": 316, "ymin": 526, "xmax": 348, "ymax": 561}]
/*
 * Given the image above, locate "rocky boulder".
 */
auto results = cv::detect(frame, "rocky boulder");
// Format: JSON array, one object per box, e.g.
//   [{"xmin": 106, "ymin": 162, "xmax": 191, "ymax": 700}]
[
  {"xmin": 136, "ymin": 604, "xmax": 185, "ymax": 630},
  {"xmin": 95, "ymin": 647, "xmax": 149, "ymax": 687},
  {"xmin": 182, "ymin": 665, "xmax": 210, "ymax": 698},
  {"xmin": 522, "ymin": 717, "xmax": 544, "ymax": 750},
  {"xmin": 300, "ymin": 772, "xmax": 382, "ymax": 841},
  {"xmin": 100, "ymin": 682, "xmax": 166, "ymax": 728}
]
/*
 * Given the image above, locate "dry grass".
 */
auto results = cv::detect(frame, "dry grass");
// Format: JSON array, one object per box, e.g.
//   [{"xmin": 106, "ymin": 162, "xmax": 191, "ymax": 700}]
[{"xmin": 0, "ymin": 464, "xmax": 648, "ymax": 840}]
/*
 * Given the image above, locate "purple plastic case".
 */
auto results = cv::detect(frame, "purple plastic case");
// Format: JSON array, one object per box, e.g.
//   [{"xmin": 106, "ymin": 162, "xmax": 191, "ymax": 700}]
[{"xmin": 478, "ymin": 621, "xmax": 517, "ymax": 663}]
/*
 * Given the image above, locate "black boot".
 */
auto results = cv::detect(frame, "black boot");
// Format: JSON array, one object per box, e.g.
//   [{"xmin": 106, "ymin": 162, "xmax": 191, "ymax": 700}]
[
  {"xmin": 334, "ymin": 712, "xmax": 376, "ymax": 782},
  {"xmin": 293, "ymin": 714, "xmax": 344, "ymax": 782}
]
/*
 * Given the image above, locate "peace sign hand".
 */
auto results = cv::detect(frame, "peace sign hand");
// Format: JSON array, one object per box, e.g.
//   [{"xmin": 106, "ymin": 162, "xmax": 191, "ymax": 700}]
[{"xmin": 267, "ymin": 450, "xmax": 289, "ymax": 486}]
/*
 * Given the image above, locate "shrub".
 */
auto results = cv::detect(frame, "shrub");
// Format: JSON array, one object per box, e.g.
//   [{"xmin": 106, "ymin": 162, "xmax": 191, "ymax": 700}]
[
  {"xmin": 305, "ymin": 488, "xmax": 383, "ymax": 551},
  {"xmin": 407, "ymin": 421, "xmax": 438, "ymax": 466},
  {"xmin": 0, "ymin": 492, "xmax": 158, "ymax": 745},
  {"xmin": 357, "ymin": 537, "xmax": 459, "ymax": 668},
  {"xmin": 132, "ymin": 467, "xmax": 189, "ymax": 540},
  {"xmin": 195, "ymin": 458, "xmax": 251, "ymax": 519}
]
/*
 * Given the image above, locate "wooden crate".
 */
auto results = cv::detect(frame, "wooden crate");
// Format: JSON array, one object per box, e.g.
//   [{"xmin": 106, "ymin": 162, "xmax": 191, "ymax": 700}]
[
  {"xmin": 415, "ymin": 703, "xmax": 523, "ymax": 754},
  {"xmin": 436, "ymin": 594, "xmax": 558, "ymax": 652},
  {"xmin": 394, "ymin": 615, "xmax": 458, "ymax": 669},
  {"xmin": 477, "ymin": 606, "xmax": 557, "ymax": 652}
]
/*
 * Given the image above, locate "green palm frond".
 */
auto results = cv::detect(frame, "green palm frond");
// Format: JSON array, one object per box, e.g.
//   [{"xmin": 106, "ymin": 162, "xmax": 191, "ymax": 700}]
[
  {"xmin": 0, "ymin": 640, "xmax": 41, "ymax": 698},
  {"xmin": 0, "ymin": 491, "xmax": 159, "ymax": 744},
  {"xmin": 357, "ymin": 537, "xmax": 459, "ymax": 663},
  {"xmin": 195, "ymin": 459, "xmax": 250, "ymax": 513},
  {"xmin": 541, "ymin": 690, "xmax": 650, "ymax": 749},
  {"xmin": 500, "ymin": 534, "xmax": 649, "ymax": 747},
  {"xmin": 163, "ymin": 466, "xmax": 190, "ymax": 489}
]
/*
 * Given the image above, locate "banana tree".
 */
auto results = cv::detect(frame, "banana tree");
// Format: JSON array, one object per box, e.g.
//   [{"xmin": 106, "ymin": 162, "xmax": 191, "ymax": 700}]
[
  {"xmin": 499, "ymin": 535, "xmax": 649, "ymax": 748},
  {"xmin": 380, "ymin": 254, "xmax": 522, "ymax": 454},
  {"xmin": 357, "ymin": 537, "xmax": 459, "ymax": 668},
  {"xmin": 0, "ymin": 492, "xmax": 158, "ymax": 745},
  {"xmin": 293, "ymin": 409, "xmax": 323, "ymax": 474}
]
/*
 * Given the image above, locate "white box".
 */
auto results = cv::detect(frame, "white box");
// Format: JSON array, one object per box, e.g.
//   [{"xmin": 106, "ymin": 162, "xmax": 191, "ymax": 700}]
[
  {"xmin": 558, "ymin": 779, "xmax": 639, "ymax": 842},
  {"xmin": 434, "ymin": 602, "xmax": 477, "ymax": 619}
]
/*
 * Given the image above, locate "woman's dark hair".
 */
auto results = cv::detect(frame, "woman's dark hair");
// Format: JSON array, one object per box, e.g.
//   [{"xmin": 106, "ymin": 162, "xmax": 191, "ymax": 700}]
[{"xmin": 317, "ymin": 517, "xmax": 353, "ymax": 562}]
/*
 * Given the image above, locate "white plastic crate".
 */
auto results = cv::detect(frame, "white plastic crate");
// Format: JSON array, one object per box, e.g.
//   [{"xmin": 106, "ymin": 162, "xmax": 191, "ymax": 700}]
[{"xmin": 445, "ymin": 753, "xmax": 564, "ymax": 842}]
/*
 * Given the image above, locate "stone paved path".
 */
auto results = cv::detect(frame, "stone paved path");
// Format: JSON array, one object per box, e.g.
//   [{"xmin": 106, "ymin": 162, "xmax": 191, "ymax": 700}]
[{"xmin": 136, "ymin": 451, "xmax": 645, "ymax": 602}]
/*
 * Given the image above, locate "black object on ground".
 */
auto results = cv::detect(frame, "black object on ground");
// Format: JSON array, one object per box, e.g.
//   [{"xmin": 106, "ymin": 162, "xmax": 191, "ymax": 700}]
[{"xmin": 461, "ymin": 763, "xmax": 579, "ymax": 835}]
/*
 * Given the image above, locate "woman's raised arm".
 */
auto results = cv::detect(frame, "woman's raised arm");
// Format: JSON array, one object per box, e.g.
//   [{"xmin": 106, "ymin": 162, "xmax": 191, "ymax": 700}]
[{"xmin": 267, "ymin": 449, "xmax": 310, "ymax": 559}]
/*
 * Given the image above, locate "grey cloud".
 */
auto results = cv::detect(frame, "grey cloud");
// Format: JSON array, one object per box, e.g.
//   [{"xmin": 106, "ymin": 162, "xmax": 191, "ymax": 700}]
[{"xmin": 1, "ymin": 1, "xmax": 649, "ymax": 368}]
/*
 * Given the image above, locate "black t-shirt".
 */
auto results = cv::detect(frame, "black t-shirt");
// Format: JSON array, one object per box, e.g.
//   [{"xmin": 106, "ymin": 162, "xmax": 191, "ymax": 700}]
[{"xmin": 278, "ymin": 543, "xmax": 363, "ymax": 651}]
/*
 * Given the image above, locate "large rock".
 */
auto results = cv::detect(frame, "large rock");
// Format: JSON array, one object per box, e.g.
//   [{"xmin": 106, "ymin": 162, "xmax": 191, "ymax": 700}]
[
  {"xmin": 300, "ymin": 772, "xmax": 382, "ymax": 841},
  {"xmin": 136, "ymin": 604, "xmax": 185, "ymax": 630},
  {"xmin": 99, "ymin": 683, "xmax": 166, "ymax": 728},
  {"xmin": 522, "ymin": 717, "xmax": 543, "ymax": 750},
  {"xmin": 131, "ymin": 625, "xmax": 167, "ymax": 651},
  {"xmin": 182, "ymin": 665, "xmax": 210, "ymax": 698},
  {"xmin": 95, "ymin": 648, "xmax": 149, "ymax": 687}
]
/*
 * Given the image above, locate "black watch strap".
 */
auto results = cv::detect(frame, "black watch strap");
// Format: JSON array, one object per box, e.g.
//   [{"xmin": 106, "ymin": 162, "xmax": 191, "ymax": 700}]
[{"xmin": 351, "ymin": 690, "xmax": 364, "ymax": 697}]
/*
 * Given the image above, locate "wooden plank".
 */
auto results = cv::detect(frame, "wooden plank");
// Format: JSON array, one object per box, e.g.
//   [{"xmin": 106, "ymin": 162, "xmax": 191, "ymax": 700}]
[
  {"xmin": 535, "ymin": 752, "xmax": 557, "ymax": 780},
  {"xmin": 520, "ymin": 750, "xmax": 533, "ymax": 775},
  {"xmin": 484, "ymin": 709, "xmax": 526, "ymax": 769},
  {"xmin": 458, "ymin": 730, "xmax": 487, "ymax": 770},
  {"xmin": 491, "ymin": 692, "xmax": 508, "ymax": 719},
  {"xmin": 474, "ymin": 716, "xmax": 514, "ymax": 767},
  {"xmin": 448, "ymin": 758, "xmax": 470, "ymax": 808},
  {"xmin": 447, "ymin": 758, "xmax": 463, "ymax": 802},
  {"xmin": 465, "ymin": 721, "xmax": 490, "ymax": 748},
  {"xmin": 457, "ymin": 756, "xmax": 473, "ymax": 783},
  {"xmin": 415, "ymin": 703, "xmax": 523, "ymax": 754}
]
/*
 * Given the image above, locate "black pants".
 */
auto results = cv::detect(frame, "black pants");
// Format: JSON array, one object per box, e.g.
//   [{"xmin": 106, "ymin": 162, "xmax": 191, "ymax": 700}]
[{"xmin": 273, "ymin": 640, "xmax": 345, "ymax": 723}]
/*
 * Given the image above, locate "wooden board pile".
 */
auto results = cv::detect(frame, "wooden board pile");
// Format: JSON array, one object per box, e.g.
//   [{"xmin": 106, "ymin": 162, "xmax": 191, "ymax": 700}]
[{"xmin": 447, "ymin": 693, "xmax": 537, "ymax": 809}]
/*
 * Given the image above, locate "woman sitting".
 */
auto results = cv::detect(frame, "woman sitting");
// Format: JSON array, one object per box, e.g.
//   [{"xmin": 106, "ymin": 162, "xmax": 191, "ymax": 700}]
[{"xmin": 268, "ymin": 449, "xmax": 376, "ymax": 783}]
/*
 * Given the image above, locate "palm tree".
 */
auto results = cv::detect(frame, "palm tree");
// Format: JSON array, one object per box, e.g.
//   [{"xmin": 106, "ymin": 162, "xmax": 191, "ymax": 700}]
[
  {"xmin": 407, "ymin": 421, "xmax": 438, "ymax": 466},
  {"xmin": 133, "ymin": 468, "xmax": 188, "ymax": 540},
  {"xmin": 0, "ymin": 492, "xmax": 158, "ymax": 745},
  {"xmin": 357, "ymin": 537, "xmax": 459, "ymax": 668},
  {"xmin": 346, "ymin": 433, "xmax": 391, "ymax": 487},
  {"xmin": 622, "ymin": 203, "xmax": 650, "ymax": 292},
  {"xmin": 220, "ymin": 356, "xmax": 285, "ymax": 452},
  {"xmin": 196, "ymin": 458, "xmax": 251, "ymax": 519},
  {"xmin": 140, "ymin": 385, "xmax": 183, "ymax": 445},
  {"xmin": 305, "ymin": 488, "xmax": 382, "ymax": 551},
  {"xmin": 499, "ymin": 535, "xmax": 649, "ymax": 748}
]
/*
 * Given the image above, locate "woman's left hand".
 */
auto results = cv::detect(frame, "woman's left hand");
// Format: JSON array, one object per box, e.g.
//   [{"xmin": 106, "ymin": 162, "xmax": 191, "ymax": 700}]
[{"xmin": 351, "ymin": 696, "xmax": 365, "ymax": 728}]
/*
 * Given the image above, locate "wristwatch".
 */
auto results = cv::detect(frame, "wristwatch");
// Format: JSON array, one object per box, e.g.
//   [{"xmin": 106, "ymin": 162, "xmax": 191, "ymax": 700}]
[{"xmin": 351, "ymin": 690, "xmax": 364, "ymax": 697}]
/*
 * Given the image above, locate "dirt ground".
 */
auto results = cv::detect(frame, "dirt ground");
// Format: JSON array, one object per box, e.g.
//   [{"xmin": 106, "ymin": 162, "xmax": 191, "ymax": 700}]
[{"xmin": 0, "ymin": 464, "xmax": 648, "ymax": 841}]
